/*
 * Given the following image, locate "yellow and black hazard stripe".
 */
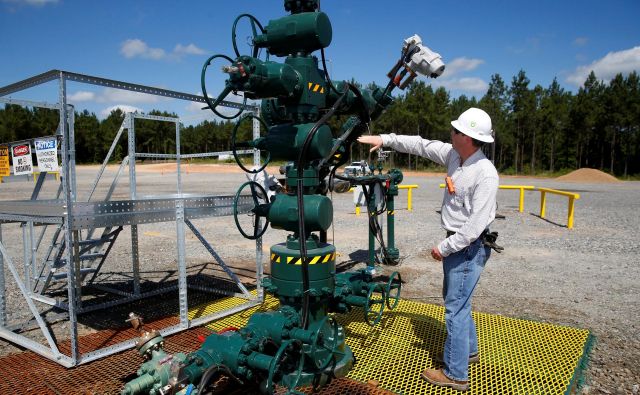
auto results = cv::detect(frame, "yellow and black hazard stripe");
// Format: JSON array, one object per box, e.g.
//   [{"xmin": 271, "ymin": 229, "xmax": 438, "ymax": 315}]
[
  {"xmin": 271, "ymin": 252, "xmax": 335, "ymax": 265},
  {"xmin": 308, "ymin": 82, "xmax": 325, "ymax": 94},
  {"xmin": 387, "ymin": 210, "xmax": 395, "ymax": 216}
]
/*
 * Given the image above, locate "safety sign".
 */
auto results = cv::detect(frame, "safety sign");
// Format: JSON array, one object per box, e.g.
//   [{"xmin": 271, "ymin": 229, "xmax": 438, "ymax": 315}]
[
  {"xmin": 11, "ymin": 144, "xmax": 33, "ymax": 176},
  {"xmin": 0, "ymin": 146, "xmax": 10, "ymax": 177},
  {"xmin": 35, "ymin": 138, "xmax": 59, "ymax": 172}
]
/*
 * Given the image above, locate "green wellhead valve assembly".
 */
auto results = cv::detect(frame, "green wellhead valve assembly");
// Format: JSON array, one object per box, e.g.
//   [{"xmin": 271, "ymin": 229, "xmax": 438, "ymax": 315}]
[{"xmin": 122, "ymin": 1, "xmax": 445, "ymax": 394}]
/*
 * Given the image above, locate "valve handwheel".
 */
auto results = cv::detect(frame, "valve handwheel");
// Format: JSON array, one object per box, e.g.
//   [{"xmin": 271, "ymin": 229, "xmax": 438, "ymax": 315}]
[
  {"xmin": 232, "ymin": 14, "xmax": 266, "ymax": 59},
  {"xmin": 385, "ymin": 271, "xmax": 402, "ymax": 310},
  {"xmin": 364, "ymin": 284, "xmax": 386, "ymax": 326},
  {"xmin": 200, "ymin": 54, "xmax": 247, "ymax": 120},
  {"xmin": 305, "ymin": 316, "xmax": 342, "ymax": 370},
  {"xmin": 231, "ymin": 114, "xmax": 271, "ymax": 174},
  {"xmin": 266, "ymin": 340, "xmax": 304, "ymax": 395},
  {"xmin": 233, "ymin": 181, "xmax": 270, "ymax": 240}
]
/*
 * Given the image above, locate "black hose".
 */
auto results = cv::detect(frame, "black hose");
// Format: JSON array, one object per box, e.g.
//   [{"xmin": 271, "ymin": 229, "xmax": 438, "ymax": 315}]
[
  {"xmin": 296, "ymin": 176, "xmax": 311, "ymax": 330},
  {"xmin": 360, "ymin": 181, "xmax": 395, "ymax": 265},
  {"xmin": 361, "ymin": 181, "xmax": 387, "ymax": 216},
  {"xmin": 294, "ymin": 70, "xmax": 373, "ymax": 327},
  {"xmin": 316, "ymin": 0, "xmax": 339, "ymax": 96},
  {"xmin": 294, "ymin": 83, "xmax": 358, "ymax": 329},
  {"xmin": 321, "ymin": 47, "xmax": 341, "ymax": 96},
  {"xmin": 380, "ymin": 43, "xmax": 415, "ymax": 99}
]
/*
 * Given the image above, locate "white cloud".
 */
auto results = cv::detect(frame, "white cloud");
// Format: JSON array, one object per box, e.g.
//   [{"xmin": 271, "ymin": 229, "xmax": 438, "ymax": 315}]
[
  {"xmin": 445, "ymin": 57, "xmax": 485, "ymax": 77},
  {"xmin": 433, "ymin": 77, "xmax": 489, "ymax": 94},
  {"xmin": 121, "ymin": 39, "xmax": 166, "ymax": 60},
  {"xmin": 186, "ymin": 100, "xmax": 208, "ymax": 113},
  {"xmin": 100, "ymin": 88, "xmax": 163, "ymax": 104},
  {"xmin": 68, "ymin": 91, "xmax": 95, "ymax": 102},
  {"xmin": 1, "ymin": 0, "xmax": 58, "ymax": 5},
  {"xmin": 567, "ymin": 46, "xmax": 640, "ymax": 86},
  {"xmin": 430, "ymin": 56, "xmax": 488, "ymax": 95},
  {"xmin": 100, "ymin": 105, "xmax": 143, "ymax": 118},
  {"xmin": 174, "ymin": 43, "xmax": 205, "ymax": 56},
  {"xmin": 120, "ymin": 39, "xmax": 206, "ymax": 61},
  {"xmin": 183, "ymin": 92, "xmax": 259, "ymax": 124},
  {"xmin": 68, "ymin": 88, "xmax": 167, "ymax": 105}
]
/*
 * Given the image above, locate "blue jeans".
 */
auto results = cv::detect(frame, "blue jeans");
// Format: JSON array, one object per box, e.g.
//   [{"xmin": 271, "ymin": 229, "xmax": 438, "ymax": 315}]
[{"xmin": 441, "ymin": 238, "xmax": 490, "ymax": 381}]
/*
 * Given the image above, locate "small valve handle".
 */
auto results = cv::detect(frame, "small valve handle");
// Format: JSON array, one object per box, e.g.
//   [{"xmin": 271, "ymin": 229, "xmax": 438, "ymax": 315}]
[{"xmin": 126, "ymin": 312, "xmax": 144, "ymax": 333}]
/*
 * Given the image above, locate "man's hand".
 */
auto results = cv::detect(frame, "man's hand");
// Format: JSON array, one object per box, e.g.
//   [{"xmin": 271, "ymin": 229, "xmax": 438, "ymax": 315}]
[
  {"xmin": 357, "ymin": 135, "xmax": 383, "ymax": 152},
  {"xmin": 431, "ymin": 246, "xmax": 443, "ymax": 261}
]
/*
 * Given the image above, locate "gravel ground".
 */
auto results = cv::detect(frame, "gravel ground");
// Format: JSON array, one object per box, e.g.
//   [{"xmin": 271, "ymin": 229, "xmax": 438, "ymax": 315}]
[{"xmin": 0, "ymin": 165, "xmax": 639, "ymax": 394}]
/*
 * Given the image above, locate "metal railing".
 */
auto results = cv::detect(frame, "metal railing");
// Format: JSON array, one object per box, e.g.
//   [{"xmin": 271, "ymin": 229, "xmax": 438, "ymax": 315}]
[
  {"xmin": 536, "ymin": 187, "xmax": 580, "ymax": 229},
  {"xmin": 351, "ymin": 184, "xmax": 419, "ymax": 215},
  {"xmin": 0, "ymin": 70, "xmax": 264, "ymax": 366},
  {"xmin": 438, "ymin": 183, "xmax": 580, "ymax": 229}
]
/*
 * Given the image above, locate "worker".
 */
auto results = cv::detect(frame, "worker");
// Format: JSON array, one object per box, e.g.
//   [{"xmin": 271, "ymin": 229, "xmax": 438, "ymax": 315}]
[
  {"xmin": 246, "ymin": 166, "xmax": 284, "ymax": 202},
  {"xmin": 357, "ymin": 107, "xmax": 499, "ymax": 392}
]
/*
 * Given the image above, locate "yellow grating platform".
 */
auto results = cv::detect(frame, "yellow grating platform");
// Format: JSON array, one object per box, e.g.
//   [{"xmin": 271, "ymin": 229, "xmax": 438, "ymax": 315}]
[{"xmin": 188, "ymin": 295, "xmax": 591, "ymax": 395}]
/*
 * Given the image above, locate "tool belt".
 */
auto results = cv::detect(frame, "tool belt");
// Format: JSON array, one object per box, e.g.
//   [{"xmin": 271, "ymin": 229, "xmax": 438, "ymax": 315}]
[{"xmin": 446, "ymin": 230, "xmax": 504, "ymax": 253}]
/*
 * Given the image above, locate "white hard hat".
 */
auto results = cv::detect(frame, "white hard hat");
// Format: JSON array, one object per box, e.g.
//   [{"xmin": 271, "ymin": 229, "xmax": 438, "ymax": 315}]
[{"xmin": 451, "ymin": 107, "xmax": 494, "ymax": 143}]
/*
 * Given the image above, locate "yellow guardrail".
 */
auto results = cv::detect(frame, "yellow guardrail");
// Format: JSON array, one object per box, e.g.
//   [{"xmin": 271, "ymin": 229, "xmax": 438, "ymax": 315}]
[
  {"xmin": 536, "ymin": 187, "xmax": 580, "ymax": 229},
  {"xmin": 438, "ymin": 183, "xmax": 579, "ymax": 229},
  {"xmin": 398, "ymin": 184, "xmax": 419, "ymax": 211},
  {"xmin": 498, "ymin": 185, "xmax": 535, "ymax": 212},
  {"xmin": 438, "ymin": 184, "xmax": 534, "ymax": 213},
  {"xmin": 351, "ymin": 184, "xmax": 419, "ymax": 215}
]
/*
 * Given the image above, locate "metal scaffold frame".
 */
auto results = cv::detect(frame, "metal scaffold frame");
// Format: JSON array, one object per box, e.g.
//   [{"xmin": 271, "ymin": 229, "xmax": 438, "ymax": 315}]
[{"xmin": 0, "ymin": 70, "xmax": 264, "ymax": 367}]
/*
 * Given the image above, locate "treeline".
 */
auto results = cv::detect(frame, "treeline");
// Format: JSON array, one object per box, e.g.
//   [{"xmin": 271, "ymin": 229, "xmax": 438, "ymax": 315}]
[
  {"xmin": 1, "ymin": 69, "xmax": 638, "ymax": 176},
  {"xmin": 0, "ymin": 107, "xmax": 253, "ymax": 164},
  {"xmin": 370, "ymin": 70, "xmax": 640, "ymax": 177}
]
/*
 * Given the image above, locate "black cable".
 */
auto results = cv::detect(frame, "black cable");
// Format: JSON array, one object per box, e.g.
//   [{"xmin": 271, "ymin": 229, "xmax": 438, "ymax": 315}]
[
  {"xmin": 295, "ymin": 176, "xmax": 311, "ymax": 330},
  {"xmin": 378, "ymin": 43, "xmax": 415, "ymax": 100},
  {"xmin": 328, "ymin": 168, "xmax": 336, "ymax": 249},
  {"xmin": 361, "ymin": 181, "xmax": 398, "ymax": 265},
  {"xmin": 315, "ymin": 0, "xmax": 340, "ymax": 96},
  {"xmin": 295, "ymin": 84, "xmax": 351, "ymax": 330},
  {"xmin": 295, "ymin": 79, "xmax": 372, "ymax": 328},
  {"xmin": 361, "ymin": 182, "xmax": 386, "ymax": 216},
  {"xmin": 321, "ymin": 48, "xmax": 341, "ymax": 96}
]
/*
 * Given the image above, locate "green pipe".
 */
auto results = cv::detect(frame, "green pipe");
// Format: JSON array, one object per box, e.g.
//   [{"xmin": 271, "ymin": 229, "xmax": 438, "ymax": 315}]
[
  {"xmin": 367, "ymin": 188, "xmax": 376, "ymax": 268},
  {"xmin": 385, "ymin": 183, "xmax": 400, "ymax": 263}
]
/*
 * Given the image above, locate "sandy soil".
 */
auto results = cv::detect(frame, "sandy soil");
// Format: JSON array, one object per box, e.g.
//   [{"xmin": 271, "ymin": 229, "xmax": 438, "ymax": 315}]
[
  {"xmin": 555, "ymin": 168, "xmax": 621, "ymax": 183},
  {"xmin": 0, "ymin": 164, "xmax": 638, "ymax": 394}
]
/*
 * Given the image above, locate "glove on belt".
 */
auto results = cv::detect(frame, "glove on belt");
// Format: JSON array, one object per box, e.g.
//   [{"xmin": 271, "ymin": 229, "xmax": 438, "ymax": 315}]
[
  {"xmin": 481, "ymin": 231, "xmax": 504, "ymax": 253},
  {"xmin": 445, "ymin": 230, "xmax": 504, "ymax": 253}
]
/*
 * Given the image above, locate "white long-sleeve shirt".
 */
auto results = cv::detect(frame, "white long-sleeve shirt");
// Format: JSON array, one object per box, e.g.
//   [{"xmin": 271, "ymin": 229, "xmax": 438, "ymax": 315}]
[{"xmin": 380, "ymin": 134, "xmax": 499, "ymax": 257}]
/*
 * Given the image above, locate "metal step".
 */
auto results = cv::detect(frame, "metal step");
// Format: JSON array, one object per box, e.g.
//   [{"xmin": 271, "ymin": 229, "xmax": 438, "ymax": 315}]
[
  {"xmin": 52, "ymin": 253, "xmax": 106, "ymax": 267},
  {"xmin": 78, "ymin": 238, "xmax": 112, "ymax": 246},
  {"xmin": 37, "ymin": 226, "xmax": 122, "ymax": 293},
  {"xmin": 48, "ymin": 267, "xmax": 97, "ymax": 280}
]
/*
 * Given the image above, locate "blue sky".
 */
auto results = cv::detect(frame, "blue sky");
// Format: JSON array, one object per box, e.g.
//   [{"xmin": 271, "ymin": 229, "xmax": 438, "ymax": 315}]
[{"xmin": 1, "ymin": 0, "xmax": 639, "ymax": 123}]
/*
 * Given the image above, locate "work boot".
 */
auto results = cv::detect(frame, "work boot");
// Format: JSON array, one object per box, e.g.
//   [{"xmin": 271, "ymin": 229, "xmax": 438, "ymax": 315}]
[
  {"xmin": 434, "ymin": 351, "xmax": 480, "ymax": 365},
  {"xmin": 421, "ymin": 369, "xmax": 469, "ymax": 392}
]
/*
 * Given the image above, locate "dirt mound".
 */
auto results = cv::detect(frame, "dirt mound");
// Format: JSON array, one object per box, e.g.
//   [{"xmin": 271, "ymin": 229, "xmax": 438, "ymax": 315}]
[{"xmin": 555, "ymin": 168, "xmax": 620, "ymax": 183}]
